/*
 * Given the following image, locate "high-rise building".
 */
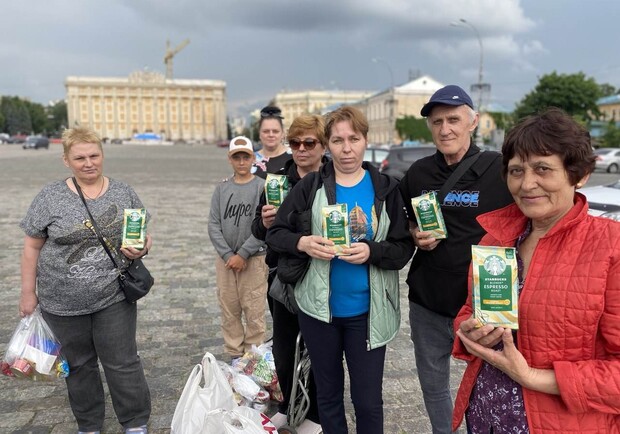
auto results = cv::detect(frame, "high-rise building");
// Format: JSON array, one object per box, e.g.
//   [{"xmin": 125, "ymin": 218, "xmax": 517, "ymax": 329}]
[{"xmin": 66, "ymin": 70, "xmax": 227, "ymax": 142}]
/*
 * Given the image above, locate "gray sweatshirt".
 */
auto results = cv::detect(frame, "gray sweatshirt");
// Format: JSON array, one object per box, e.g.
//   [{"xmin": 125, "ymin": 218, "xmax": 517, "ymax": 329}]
[{"xmin": 208, "ymin": 176, "xmax": 266, "ymax": 261}]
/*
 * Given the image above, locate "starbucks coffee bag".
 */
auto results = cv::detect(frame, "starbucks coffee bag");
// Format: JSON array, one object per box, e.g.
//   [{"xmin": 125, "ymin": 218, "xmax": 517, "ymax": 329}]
[
  {"xmin": 265, "ymin": 174, "xmax": 289, "ymax": 208},
  {"xmin": 121, "ymin": 208, "xmax": 147, "ymax": 250},
  {"xmin": 471, "ymin": 245, "xmax": 519, "ymax": 329},
  {"xmin": 322, "ymin": 204, "xmax": 351, "ymax": 255},
  {"xmin": 411, "ymin": 191, "xmax": 447, "ymax": 239}
]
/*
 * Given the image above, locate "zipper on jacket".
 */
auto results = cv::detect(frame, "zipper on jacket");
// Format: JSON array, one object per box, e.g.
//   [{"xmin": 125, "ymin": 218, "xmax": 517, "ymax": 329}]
[{"xmin": 366, "ymin": 267, "xmax": 372, "ymax": 351}]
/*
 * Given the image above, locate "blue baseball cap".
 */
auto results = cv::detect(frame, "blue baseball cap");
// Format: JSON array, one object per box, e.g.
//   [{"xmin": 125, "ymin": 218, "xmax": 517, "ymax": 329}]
[{"xmin": 420, "ymin": 85, "xmax": 474, "ymax": 117}]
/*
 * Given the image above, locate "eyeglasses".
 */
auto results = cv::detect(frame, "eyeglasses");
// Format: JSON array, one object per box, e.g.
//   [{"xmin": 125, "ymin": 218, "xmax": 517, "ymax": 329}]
[{"xmin": 288, "ymin": 138, "xmax": 320, "ymax": 151}]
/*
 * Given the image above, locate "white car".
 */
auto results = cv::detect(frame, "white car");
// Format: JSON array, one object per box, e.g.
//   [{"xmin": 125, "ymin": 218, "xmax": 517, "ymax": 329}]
[
  {"xmin": 594, "ymin": 148, "xmax": 620, "ymax": 173},
  {"xmin": 581, "ymin": 179, "xmax": 620, "ymax": 221}
]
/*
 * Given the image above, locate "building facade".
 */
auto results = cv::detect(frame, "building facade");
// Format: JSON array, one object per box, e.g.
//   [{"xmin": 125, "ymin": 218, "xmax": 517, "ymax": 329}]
[
  {"xmin": 354, "ymin": 75, "xmax": 444, "ymax": 145},
  {"xmin": 66, "ymin": 70, "xmax": 227, "ymax": 141},
  {"xmin": 598, "ymin": 94, "xmax": 620, "ymax": 122},
  {"xmin": 273, "ymin": 90, "xmax": 375, "ymax": 130}
]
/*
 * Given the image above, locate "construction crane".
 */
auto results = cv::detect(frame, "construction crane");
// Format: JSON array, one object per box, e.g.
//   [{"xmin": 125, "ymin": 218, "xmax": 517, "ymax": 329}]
[{"xmin": 164, "ymin": 38, "xmax": 190, "ymax": 80}]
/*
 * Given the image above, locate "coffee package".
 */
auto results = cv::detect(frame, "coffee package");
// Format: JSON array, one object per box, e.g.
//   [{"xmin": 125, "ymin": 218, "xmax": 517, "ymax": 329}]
[
  {"xmin": 411, "ymin": 191, "xmax": 447, "ymax": 239},
  {"xmin": 265, "ymin": 174, "xmax": 289, "ymax": 208},
  {"xmin": 471, "ymin": 245, "xmax": 519, "ymax": 329},
  {"xmin": 121, "ymin": 208, "xmax": 147, "ymax": 249},
  {"xmin": 321, "ymin": 204, "xmax": 350, "ymax": 255}
]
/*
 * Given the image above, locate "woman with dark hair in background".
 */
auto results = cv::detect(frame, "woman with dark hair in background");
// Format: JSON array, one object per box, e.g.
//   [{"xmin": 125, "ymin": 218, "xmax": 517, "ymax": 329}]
[{"xmin": 253, "ymin": 105, "xmax": 292, "ymax": 178}]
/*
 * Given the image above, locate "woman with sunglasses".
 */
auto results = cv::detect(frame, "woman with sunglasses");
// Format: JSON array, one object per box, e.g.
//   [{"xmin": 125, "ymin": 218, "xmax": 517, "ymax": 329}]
[
  {"xmin": 253, "ymin": 106, "xmax": 292, "ymax": 178},
  {"xmin": 266, "ymin": 106, "xmax": 414, "ymax": 434},
  {"xmin": 252, "ymin": 114, "xmax": 327, "ymax": 434}
]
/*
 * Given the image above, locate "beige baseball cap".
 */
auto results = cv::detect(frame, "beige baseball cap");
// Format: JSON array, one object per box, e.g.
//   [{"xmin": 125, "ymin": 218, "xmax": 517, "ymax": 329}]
[{"xmin": 228, "ymin": 136, "xmax": 254, "ymax": 156}]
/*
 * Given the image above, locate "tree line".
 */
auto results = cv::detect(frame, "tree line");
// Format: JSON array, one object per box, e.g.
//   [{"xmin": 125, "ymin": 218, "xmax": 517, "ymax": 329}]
[{"xmin": 0, "ymin": 97, "xmax": 67, "ymax": 137}]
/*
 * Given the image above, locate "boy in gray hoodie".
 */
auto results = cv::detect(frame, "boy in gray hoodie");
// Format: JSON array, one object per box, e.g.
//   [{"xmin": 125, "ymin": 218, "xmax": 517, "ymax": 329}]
[{"xmin": 208, "ymin": 136, "xmax": 268, "ymax": 359}]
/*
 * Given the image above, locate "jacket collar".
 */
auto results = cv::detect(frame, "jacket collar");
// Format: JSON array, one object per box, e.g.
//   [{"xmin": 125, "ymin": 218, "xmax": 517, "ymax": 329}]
[{"xmin": 477, "ymin": 192, "xmax": 590, "ymax": 244}]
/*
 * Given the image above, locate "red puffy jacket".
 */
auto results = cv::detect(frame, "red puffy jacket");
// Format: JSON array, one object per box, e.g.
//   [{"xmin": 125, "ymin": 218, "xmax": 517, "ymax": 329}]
[{"xmin": 452, "ymin": 194, "xmax": 620, "ymax": 433}]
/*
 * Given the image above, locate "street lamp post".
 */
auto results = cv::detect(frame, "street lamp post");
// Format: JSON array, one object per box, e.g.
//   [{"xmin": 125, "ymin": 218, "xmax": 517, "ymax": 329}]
[
  {"xmin": 450, "ymin": 18, "xmax": 490, "ymax": 145},
  {"xmin": 371, "ymin": 57, "xmax": 394, "ymax": 89}
]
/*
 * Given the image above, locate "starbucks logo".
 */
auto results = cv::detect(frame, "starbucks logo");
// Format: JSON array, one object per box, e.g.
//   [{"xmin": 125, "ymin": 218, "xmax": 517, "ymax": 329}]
[
  {"xmin": 129, "ymin": 212, "xmax": 141, "ymax": 221},
  {"xmin": 419, "ymin": 199, "xmax": 431, "ymax": 211},
  {"xmin": 268, "ymin": 179, "xmax": 280, "ymax": 188},
  {"xmin": 329, "ymin": 211, "xmax": 342, "ymax": 224},
  {"xmin": 484, "ymin": 255, "xmax": 506, "ymax": 275}
]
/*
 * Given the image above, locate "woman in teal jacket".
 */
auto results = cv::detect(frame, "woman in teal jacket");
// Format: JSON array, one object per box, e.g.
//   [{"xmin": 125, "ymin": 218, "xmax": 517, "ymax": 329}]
[{"xmin": 267, "ymin": 106, "xmax": 413, "ymax": 434}]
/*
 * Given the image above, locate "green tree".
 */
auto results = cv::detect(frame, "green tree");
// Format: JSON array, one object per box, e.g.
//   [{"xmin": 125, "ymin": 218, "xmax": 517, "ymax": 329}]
[
  {"xmin": 514, "ymin": 72, "xmax": 602, "ymax": 123},
  {"xmin": 601, "ymin": 121, "xmax": 620, "ymax": 148},
  {"xmin": 46, "ymin": 100, "xmax": 68, "ymax": 134},
  {"xmin": 0, "ymin": 96, "xmax": 32, "ymax": 135},
  {"xmin": 599, "ymin": 83, "xmax": 617, "ymax": 97},
  {"xmin": 24, "ymin": 100, "xmax": 47, "ymax": 134},
  {"xmin": 395, "ymin": 116, "xmax": 433, "ymax": 142}
]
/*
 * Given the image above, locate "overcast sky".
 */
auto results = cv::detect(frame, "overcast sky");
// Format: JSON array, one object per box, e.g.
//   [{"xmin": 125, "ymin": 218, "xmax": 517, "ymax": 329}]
[{"xmin": 2, "ymin": 0, "xmax": 618, "ymax": 117}]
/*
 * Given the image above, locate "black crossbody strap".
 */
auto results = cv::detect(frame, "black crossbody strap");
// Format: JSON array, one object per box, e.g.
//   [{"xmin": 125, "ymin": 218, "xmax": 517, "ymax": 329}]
[
  {"xmin": 72, "ymin": 177, "xmax": 121, "ymax": 270},
  {"xmin": 437, "ymin": 152, "xmax": 482, "ymax": 203}
]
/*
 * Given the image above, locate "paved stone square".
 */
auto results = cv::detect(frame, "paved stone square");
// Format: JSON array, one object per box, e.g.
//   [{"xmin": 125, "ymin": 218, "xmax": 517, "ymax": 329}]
[{"xmin": 0, "ymin": 144, "xmax": 465, "ymax": 434}]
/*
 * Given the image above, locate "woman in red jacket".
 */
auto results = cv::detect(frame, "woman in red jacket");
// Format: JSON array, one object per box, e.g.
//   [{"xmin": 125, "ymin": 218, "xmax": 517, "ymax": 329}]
[{"xmin": 452, "ymin": 108, "xmax": 620, "ymax": 433}]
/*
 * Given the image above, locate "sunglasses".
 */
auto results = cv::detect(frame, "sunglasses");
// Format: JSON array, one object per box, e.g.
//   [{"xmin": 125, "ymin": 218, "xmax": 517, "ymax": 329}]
[
  {"xmin": 260, "ymin": 108, "xmax": 283, "ymax": 118},
  {"xmin": 288, "ymin": 138, "xmax": 320, "ymax": 151}
]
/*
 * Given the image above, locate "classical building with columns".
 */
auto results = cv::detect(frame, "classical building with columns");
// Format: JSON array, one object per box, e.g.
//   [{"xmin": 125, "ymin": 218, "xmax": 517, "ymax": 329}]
[{"xmin": 65, "ymin": 70, "xmax": 227, "ymax": 141}]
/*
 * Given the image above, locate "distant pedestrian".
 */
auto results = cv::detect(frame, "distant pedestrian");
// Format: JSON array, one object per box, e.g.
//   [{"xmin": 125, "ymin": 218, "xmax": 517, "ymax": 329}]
[
  {"xmin": 253, "ymin": 105, "xmax": 293, "ymax": 178},
  {"xmin": 399, "ymin": 85, "xmax": 513, "ymax": 434},
  {"xmin": 208, "ymin": 136, "xmax": 269, "ymax": 359}
]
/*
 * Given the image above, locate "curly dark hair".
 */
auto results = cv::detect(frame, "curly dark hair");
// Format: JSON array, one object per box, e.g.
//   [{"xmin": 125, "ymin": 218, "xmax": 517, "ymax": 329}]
[{"xmin": 502, "ymin": 107, "xmax": 596, "ymax": 185}]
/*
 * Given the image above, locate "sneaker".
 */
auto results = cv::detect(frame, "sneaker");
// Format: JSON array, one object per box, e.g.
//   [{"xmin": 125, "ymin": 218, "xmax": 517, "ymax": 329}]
[
  {"xmin": 297, "ymin": 419, "xmax": 323, "ymax": 434},
  {"xmin": 125, "ymin": 426, "xmax": 147, "ymax": 434},
  {"xmin": 269, "ymin": 412, "xmax": 288, "ymax": 429}
]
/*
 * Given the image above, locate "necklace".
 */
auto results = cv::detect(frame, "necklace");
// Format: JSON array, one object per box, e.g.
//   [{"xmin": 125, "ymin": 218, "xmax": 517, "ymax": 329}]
[{"xmin": 79, "ymin": 177, "xmax": 105, "ymax": 200}]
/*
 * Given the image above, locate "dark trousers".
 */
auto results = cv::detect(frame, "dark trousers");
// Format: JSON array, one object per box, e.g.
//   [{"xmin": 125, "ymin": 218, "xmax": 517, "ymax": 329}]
[
  {"xmin": 42, "ymin": 301, "xmax": 151, "ymax": 432},
  {"xmin": 271, "ymin": 298, "xmax": 320, "ymax": 423},
  {"xmin": 298, "ymin": 311, "xmax": 386, "ymax": 434}
]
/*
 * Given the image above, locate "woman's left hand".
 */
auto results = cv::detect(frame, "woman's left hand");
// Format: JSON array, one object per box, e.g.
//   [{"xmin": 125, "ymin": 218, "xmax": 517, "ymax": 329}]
[
  {"xmin": 338, "ymin": 242, "xmax": 370, "ymax": 264},
  {"xmin": 120, "ymin": 233, "xmax": 152, "ymax": 260},
  {"xmin": 457, "ymin": 327, "xmax": 532, "ymax": 385},
  {"xmin": 456, "ymin": 327, "xmax": 560, "ymax": 394}
]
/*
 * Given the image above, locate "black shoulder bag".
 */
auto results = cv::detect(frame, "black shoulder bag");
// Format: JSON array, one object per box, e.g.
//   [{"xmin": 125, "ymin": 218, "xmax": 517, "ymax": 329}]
[
  {"xmin": 73, "ymin": 177, "xmax": 154, "ymax": 303},
  {"xmin": 437, "ymin": 151, "xmax": 482, "ymax": 203}
]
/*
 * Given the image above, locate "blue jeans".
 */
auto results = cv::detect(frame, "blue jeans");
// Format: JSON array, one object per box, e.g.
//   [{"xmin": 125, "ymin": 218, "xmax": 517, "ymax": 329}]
[
  {"xmin": 298, "ymin": 311, "xmax": 386, "ymax": 434},
  {"xmin": 409, "ymin": 302, "xmax": 456, "ymax": 434},
  {"xmin": 42, "ymin": 301, "xmax": 151, "ymax": 432}
]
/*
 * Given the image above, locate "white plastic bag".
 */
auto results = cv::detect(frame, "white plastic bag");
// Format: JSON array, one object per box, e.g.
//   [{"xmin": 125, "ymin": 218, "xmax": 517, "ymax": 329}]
[
  {"xmin": 204, "ymin": 407, "xmax": 276, "ymax": 433},
  {"xmin": 171, "ymin": 352, "xmax": 237, "ymax": 434}
]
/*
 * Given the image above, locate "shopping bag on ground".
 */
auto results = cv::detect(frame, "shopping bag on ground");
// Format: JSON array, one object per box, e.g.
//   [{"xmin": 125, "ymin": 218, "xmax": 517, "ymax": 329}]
[
  {"xmin": 1, "ymin": 308, "xmax": 69, "ymax": 381},
  {"xmin": 204, "ymin": 407, "xmax": 276, "ymax": 433},
  {"xmin": 171, "ymin": 352, "xmax": 237, "ymax": 434}
]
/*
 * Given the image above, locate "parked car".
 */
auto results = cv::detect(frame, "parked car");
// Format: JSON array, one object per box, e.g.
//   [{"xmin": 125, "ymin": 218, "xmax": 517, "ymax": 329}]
[
  {"xmin": 594, "ymin": 147, "xmax": 620, "ymax": 173},
  {"xmin": 8, "ymin": 135, "xmax": 27, "ymax": 144},
  {"xmin": 0, "ymin": 133, "xmax": 10, "ymax": 144},
  {"xmin": 379, "ymin": 146, "xmax": 436, "ymax": 180},
  {"xmin": 580, "ymin": 179, "xmax": 620, "ymax": 221},
  {"xmin": 22, "ymin": 136, "xmax": 50, "ymax": 150},
  {"xmin": 364, "ymin": 146, "xmax": 389, "ymax": 168}
]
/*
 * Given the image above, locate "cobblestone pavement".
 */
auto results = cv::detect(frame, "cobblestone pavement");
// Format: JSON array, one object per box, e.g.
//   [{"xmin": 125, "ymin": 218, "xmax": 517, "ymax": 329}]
[{"xmin": 0, "ymin": 144, "xmax": 465, "ymax": 434}]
